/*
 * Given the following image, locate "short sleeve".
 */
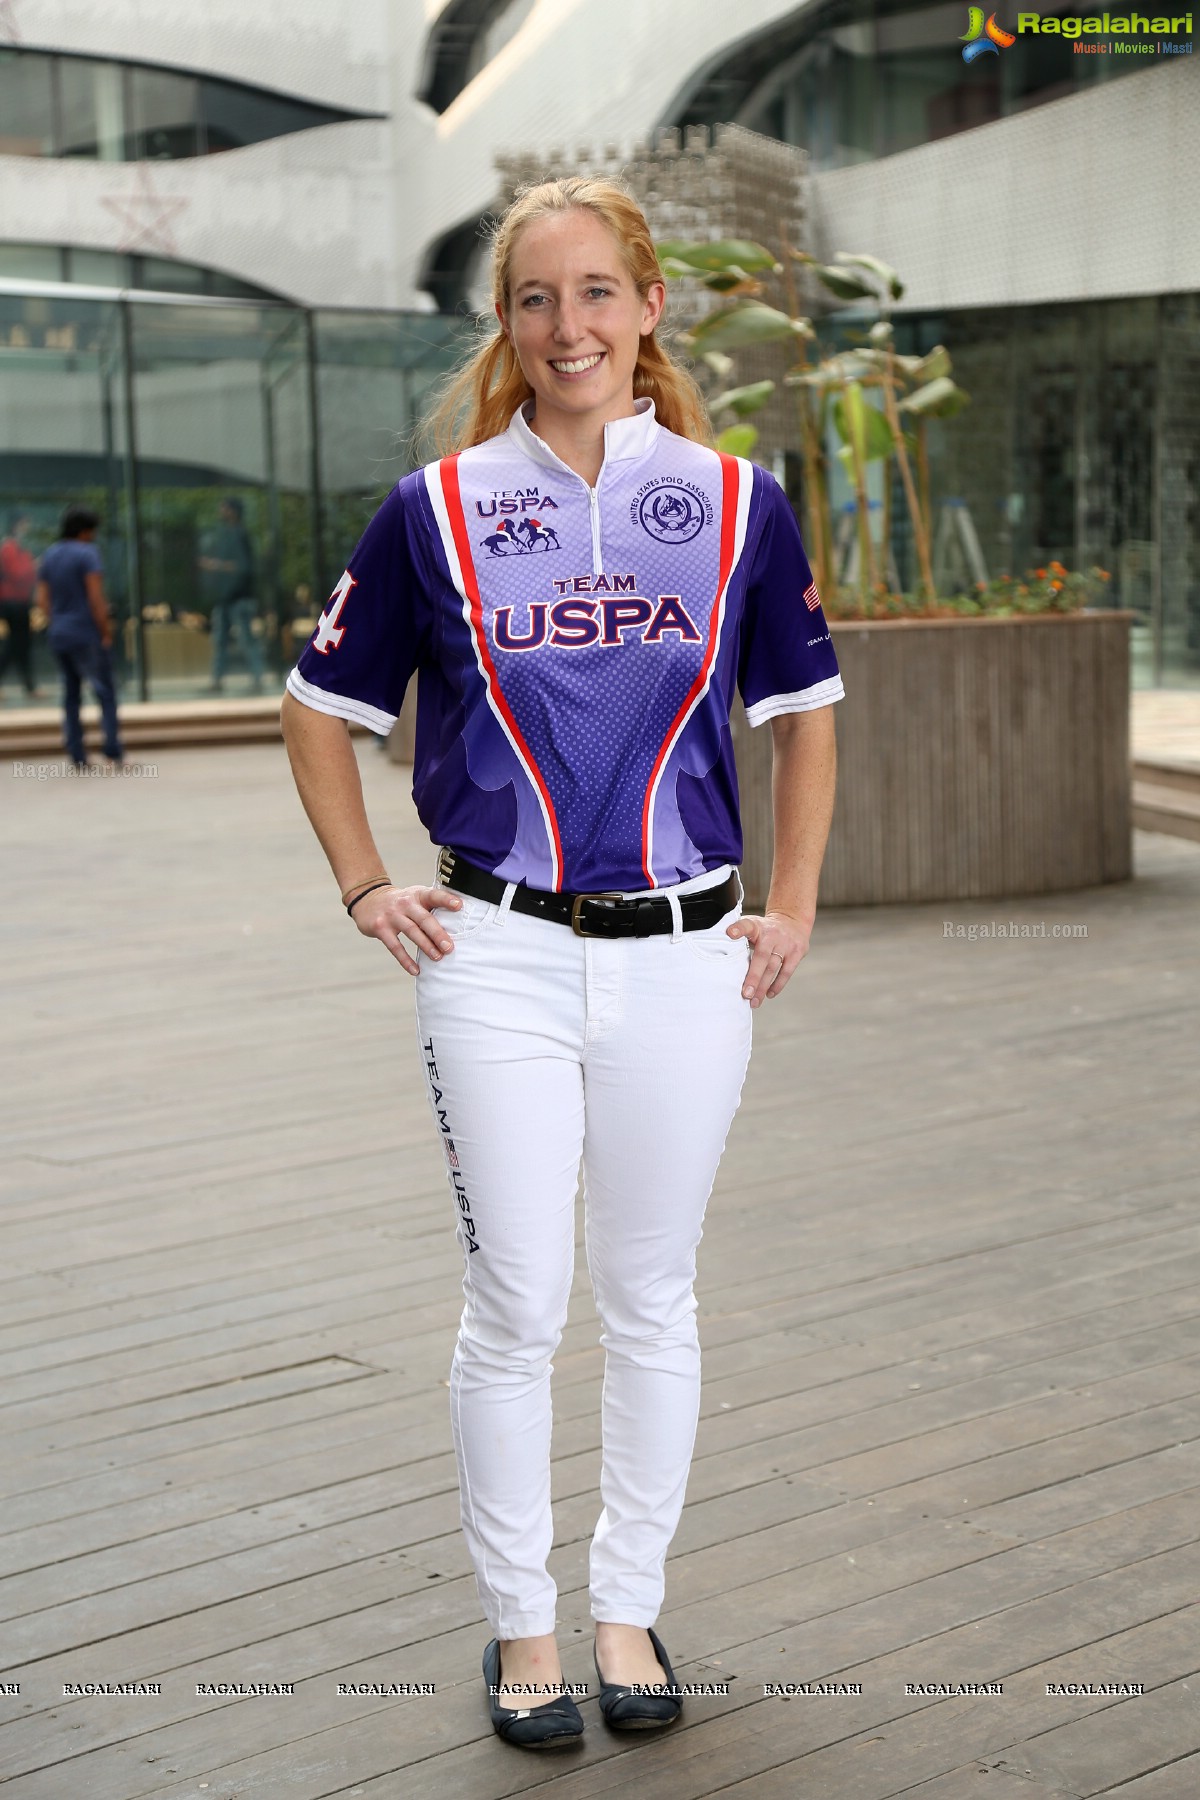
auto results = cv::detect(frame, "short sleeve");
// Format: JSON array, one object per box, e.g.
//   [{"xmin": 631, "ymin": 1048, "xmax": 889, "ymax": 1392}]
[
  {"xmin": 737, "ymin": 472, "xmax": 844, "ymax": 727},
  {"xmin": 82, "ymin": 543, "xmax": 103, "ymax": 575},
  {"xmin": 286, "ymin": 480, "xmax": 432, "ymax": 736}
]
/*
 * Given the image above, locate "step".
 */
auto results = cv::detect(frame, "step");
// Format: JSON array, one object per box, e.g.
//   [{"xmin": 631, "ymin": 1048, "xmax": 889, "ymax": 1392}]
[
  {"xmin": 1131, "ymin": 757, "xmax": 1200, "ymax": 796},
  {"xmin": 0, "ymin": 698, "xmax": 374, "ymax": 757},
  {"xmin": 1132, "ymin": 781, "xmax": 1200, "ymax": 845}
]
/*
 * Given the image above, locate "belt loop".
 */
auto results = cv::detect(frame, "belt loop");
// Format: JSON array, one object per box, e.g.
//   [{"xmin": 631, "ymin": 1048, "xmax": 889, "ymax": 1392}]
[
  {"xmin": 496, "ymin": 880, "xmax": 517, "ymax": 925},
  {"xmin": 666, "ymin": 888, "xmax": 683, "ymax": 943}
]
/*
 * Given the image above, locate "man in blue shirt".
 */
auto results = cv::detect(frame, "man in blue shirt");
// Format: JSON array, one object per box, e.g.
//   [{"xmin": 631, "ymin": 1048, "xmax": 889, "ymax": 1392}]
[
  {"xmin": 35, "ymin": 506, "xmax": 124, "ymax": 768},
  {"xmin": 200, "ymin": 496, "xmax": 264, "ymax": 694}
]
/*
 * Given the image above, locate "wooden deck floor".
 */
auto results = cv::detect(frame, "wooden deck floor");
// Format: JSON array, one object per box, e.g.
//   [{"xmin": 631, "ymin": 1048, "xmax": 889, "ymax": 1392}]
[{"xmin": 2, "ymin": 739, "xmax": 1199, "ymax": 1800}]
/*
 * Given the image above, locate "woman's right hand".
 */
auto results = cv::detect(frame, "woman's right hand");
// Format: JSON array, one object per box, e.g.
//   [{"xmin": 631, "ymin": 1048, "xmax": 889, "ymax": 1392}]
[{"xmin": 351, "ymin": 883, "xmax": 464, "ymax": 975}]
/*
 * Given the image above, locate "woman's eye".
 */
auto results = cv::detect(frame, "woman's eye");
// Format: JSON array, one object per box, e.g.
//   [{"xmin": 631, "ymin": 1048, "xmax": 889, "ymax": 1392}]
[
  {"xmin": 522, "ymin": 294, "xmax": 548, "ymax": 308},
  {"xmin": 585, "ymin": 287, "xmax": 611, "ymax": 300}
]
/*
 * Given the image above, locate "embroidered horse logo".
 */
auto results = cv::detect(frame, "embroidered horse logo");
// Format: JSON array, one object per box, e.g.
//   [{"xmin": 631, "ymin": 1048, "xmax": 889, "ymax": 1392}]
[{"xmin": 479, "ymin": 517, "xmax": 561, "ymax": 557}]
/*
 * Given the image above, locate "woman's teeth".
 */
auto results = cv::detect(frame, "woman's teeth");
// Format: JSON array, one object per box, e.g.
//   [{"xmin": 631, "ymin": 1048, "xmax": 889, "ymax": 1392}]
[{"xmin": 550, "ymin": 353, "xmax": 604, "ymax": 373}]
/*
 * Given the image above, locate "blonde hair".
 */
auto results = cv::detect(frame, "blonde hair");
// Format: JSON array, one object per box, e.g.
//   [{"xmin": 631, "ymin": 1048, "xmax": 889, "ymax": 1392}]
[{"xmin": 422, "ymin": 176, "xmax": 712, "ymax": 456}]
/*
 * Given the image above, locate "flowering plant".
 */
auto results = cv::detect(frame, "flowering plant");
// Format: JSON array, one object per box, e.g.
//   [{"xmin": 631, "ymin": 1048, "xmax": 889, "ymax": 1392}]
[{"xmin": 820, "ymin": 563, "xmax": 1112, "ymax": 621}]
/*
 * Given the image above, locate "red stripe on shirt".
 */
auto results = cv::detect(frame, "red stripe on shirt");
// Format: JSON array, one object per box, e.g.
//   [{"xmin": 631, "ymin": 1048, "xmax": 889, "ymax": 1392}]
[{"xmin": 441, "ymin": 454, "xmax": 565, "ymax": 890}]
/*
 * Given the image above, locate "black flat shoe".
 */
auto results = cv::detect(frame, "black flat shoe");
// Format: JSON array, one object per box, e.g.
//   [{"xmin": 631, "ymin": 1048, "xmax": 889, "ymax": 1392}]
[
  {"xmin": 593, "ymin": 1625, "xmax": 684, "ymax": 1730},
  {"xmin": 482, "ymin": 1638, "xmax": 584, "ymax": 1750}
]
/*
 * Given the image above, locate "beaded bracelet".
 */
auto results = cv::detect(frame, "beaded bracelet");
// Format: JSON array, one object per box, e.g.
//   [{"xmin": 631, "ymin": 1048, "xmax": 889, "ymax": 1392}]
[{"xmin": 346, "ymin": 880, "xmax": 393, "ymax": 917}]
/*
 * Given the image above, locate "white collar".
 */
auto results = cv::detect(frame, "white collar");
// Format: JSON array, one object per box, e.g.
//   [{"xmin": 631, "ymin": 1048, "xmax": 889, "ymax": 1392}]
[{"xmin": 506, "ymin": 395, "xmax": 660, "ymax": 475}]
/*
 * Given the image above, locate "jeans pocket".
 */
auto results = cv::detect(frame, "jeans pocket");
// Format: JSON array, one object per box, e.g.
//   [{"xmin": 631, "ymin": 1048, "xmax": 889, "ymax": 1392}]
[
  {"xmin": 684, "ymin": 904, "xmax": 750, "ymax": 962},
  {"xmin": 431, "ymin": 892, "xmax": 498, "ymax": 944}
]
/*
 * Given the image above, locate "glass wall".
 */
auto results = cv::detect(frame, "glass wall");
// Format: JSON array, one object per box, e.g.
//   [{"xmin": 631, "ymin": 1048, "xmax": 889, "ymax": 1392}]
[
  {"xmin": 0, "ymin": 46, "xmax": 369, "ymax": 162},
  {"xmin": 3, "ymin": 281, "xmax": 1194, "ymax": 696},
  {"xmin": 815, "ymin": 293, "xmax": 1200, "ymax": 687},
  {"xmin": 676, "ymin": 2, "xmax": 1174, "ymax": 171},
  {"xmin": 0, "ymin": 243, "xmax": 283, "ymax": 300},
  {"xmin": 0, "ymin": 284, "xmax": 465, "ymax": 704}
]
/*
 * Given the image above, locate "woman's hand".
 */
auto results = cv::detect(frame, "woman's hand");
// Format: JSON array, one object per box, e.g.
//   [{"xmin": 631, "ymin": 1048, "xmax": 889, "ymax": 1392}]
[
  {"xmin": 726, "ymin": 909, "xmax": 812, "ymax": 1009},
  {"xmin": 351, "ymin": 883, "xmax": 463, "ymax": 975}
]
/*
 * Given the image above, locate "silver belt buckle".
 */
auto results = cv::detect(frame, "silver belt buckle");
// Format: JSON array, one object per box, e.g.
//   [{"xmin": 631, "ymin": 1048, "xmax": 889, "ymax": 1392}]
[{"xmin": 570, "ymin": 891, "xmax": 626, "ymax": 937}]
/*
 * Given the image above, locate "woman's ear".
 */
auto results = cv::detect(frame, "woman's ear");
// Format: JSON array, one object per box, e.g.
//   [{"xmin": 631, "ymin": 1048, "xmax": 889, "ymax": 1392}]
[
  {"xmin": 495, "ymin": 301, "xmax": 510, "ymax": 341},
  {"xmin": 640, "ymin": 279, "xmax": 666, "ymax": 337}
]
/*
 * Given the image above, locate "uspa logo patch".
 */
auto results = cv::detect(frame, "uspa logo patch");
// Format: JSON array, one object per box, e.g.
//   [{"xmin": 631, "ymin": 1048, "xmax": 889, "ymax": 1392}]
[
  {"xmin": 961, "ymin": 6, "xmax": 1016, "ymax": 56},
  {"xmin": 633, "ymin": 479, "xmax": 713, "ymax": 544}
]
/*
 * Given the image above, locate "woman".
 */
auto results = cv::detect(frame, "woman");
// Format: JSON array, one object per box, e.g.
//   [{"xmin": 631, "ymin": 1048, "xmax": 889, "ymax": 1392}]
[
  {"xmin": 280, "ymin": 175, "xmax": 842, "ymax": 1751},
  {"xmin": 0, "ymin": 510, "xmax": 42, "ymax": 700}
]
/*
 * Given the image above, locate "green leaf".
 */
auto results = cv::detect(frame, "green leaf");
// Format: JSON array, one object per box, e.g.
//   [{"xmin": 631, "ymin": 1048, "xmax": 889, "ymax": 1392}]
[
  {"xmin": 657, "ymin": 238, "xmax": 778, "ymax": 274},
  {"xmin": 804, "ymin": 264, "xmax": 877, "ymax": 303},
  {"xmin": 848, "ymin": 348, "xmax": 893, "ymax": 373},
  {"xmin": 913, "ymin": 345, "xmax": 952, "ymax": 383},
  {"xmin": 832, "ymin": 383, "xmax": 894, "ymax": 461},
  {"xmin": 708, "ymin": 379, "xmax": 775, "ymax": 417},
  {"xmin": 868, "ymin": 320, "xmax": 894, "ymax": 344},
  {"xmin": 835, "ymin": 253, "xmax": 905, "ymax": 301},
  {"xmin": 684, "ymin": 302, "xmax": 804, "ymax": 353},
  {"xmin": 785, "ymin": 348, "xmax": 875, "ymax": 388},
  {"xmin": 701, "ymin": 268, "xmax": 756, "ymax": 292},
  {"xmin": 701, "ymin": 350, "xmax": 735, "ymax": 379},
  {"xmin": 716, "ymin": 423, "xmax": 759, "ymax": 457},
  {"xmin": 833, "ymin": 382, "xmax": 867, "ymax": 462},
  {"xmin": 900, "ymin": 376, "xmax": 971, "ymax": 419}
]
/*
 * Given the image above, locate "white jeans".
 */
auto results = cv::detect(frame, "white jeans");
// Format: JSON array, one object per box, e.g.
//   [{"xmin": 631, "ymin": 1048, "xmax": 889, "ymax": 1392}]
[{"xmin": 412, "ymin": 862, "xmax": 754, "ymax": 1638}]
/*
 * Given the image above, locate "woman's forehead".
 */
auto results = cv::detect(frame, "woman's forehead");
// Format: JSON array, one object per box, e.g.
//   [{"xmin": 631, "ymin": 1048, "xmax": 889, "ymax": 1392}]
[{"xmin": 509, "ymin": 210, "xmax": 625, "ymax": 282}]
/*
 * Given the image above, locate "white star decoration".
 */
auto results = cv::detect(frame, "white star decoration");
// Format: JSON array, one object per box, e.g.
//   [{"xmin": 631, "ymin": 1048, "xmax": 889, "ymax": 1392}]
[
  {"xmin": 0, "ymin": 0, "xmax": 22, "ymax": 43},
  {"xmin": 100, "ymin": 164, "xmax": 190, "ymax": 257}
]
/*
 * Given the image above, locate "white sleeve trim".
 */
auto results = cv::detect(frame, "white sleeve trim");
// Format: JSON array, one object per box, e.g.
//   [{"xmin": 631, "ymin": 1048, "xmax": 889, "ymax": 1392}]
[
  {"xmin": 285, "ymin": 667, "xmax": 398, "ymax": 736},
  {"xmin": 744, "ymin": 673, "xmax": 845, "ymax": 726}
]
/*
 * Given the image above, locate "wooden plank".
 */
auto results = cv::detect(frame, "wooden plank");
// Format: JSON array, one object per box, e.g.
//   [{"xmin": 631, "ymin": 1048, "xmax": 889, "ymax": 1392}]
[
  {"xmin": 1, "ymin": 743, "xmax": 1197, "ymax": 1797},
  {"xmin": 1080, "ymin": 1751, "xmax": 1200, "ymax": 1799}
]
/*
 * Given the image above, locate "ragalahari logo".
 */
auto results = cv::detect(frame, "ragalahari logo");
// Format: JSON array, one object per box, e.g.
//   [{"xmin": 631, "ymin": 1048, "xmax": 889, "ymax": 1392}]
[{"xmin": 961, "ymin": 6, "xmax": 1017, "ymax": 56}]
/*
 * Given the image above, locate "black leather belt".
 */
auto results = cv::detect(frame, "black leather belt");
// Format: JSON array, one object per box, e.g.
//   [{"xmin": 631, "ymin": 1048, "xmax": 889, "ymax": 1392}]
[{"xmin": 437, "ymin": 848, "xmax": 740, "ymax": 939}]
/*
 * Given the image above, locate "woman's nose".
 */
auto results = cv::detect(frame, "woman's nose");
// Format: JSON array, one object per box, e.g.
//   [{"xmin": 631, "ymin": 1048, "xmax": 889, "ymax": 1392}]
[{"xmin": 553, "ymin": 303, "xmax": 583, "ymax": 342}]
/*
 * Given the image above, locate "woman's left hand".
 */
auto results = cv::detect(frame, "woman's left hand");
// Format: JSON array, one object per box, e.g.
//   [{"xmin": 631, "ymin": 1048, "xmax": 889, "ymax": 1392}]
[{"xmin": 726, "ymin": 909, "xmax": 812, "ymax": 1009}]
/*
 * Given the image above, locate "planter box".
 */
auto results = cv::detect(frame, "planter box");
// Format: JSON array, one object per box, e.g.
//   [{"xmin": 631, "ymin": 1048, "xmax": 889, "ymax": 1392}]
[{"xmin": 732, "ymin": 612, "xmax": 1132, "ymax": 910}]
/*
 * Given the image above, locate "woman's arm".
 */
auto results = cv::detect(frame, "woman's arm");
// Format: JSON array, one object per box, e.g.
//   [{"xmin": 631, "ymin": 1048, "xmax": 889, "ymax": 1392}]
[
  {"xmin": 727, "ymin": 705, "xmax": 838, "ymax": 1008},
  {"xmin": 279, "ymin": 690, "xmax": 461, "ymax": 973},
  {"xmin": 765, "ymin": 706, "xmax": 837, "ymax": 928}
]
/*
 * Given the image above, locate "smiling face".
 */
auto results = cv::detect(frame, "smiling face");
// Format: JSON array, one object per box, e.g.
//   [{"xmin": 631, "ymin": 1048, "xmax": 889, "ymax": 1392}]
[{"xmin": 498, "ymin": 207, "xmax": 665, "ymax": 449}]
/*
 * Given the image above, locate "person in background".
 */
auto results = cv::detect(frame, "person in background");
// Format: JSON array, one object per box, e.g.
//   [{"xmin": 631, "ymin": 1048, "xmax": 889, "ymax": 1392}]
[
  {"xmin": 35, "ymin": 505, "xmax": 124, "ymax": 768},
  {"xmin": 200, "ymin": 496, "xmax": 264, "ymax": 694},
  {"xmin": 0, "ymin": 509, "xmax": 43, "ymax": 701}
]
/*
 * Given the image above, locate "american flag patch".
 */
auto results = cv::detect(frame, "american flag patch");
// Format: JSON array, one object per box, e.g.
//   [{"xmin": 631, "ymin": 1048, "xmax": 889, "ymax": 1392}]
[
  {"xmin": 445, "ymin": 1140, "xmax": 460, "ymax": 1170},
  {"xmin": 803, "ymin": 581, "xmax": 821, "ymax": 612}
]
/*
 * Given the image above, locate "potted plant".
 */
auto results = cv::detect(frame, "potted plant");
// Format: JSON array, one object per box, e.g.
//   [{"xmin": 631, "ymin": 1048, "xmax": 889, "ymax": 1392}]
[{"xmin": 660, "ymin": 239, "xmax": 1132, "ymax": 906}]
